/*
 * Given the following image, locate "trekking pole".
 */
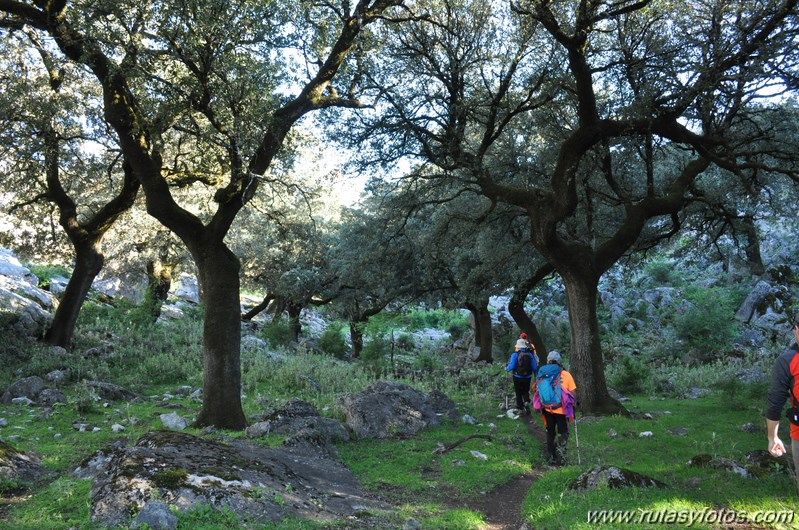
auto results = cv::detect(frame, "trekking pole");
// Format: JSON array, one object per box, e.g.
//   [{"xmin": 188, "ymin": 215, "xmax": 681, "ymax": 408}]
[{"xmin": 573, "ymin": 415, "xmax": 581, "ymax": 465}]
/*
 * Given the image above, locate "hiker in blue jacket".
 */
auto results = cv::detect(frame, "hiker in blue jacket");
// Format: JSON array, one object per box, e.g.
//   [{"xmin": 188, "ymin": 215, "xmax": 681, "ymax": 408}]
[{"xmin": 506, "ymin": 333, "xmax": 537, "ymax": 415}]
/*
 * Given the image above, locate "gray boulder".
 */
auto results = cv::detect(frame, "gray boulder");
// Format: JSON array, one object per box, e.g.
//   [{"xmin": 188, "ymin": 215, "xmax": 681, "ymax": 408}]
[
  {"xmin": 86, "ymin": 381, "xmax": 141, "ymax": 402},
  {"xmin": 130, "ymin": 500, "xmax": 178, "ymax": 530},
  {"xmin": 1, "ymin": 376, "xmax": 47, "ymax": 404},
  {"xmin": 172, "ymin": 273, "xmax": 199, "ymax": 304},
  {"xmin": 38, "ymin": 388, "xmax": 67, "ymax": 407},
  {"xmin": 0, "ymin": 440, "xmax": 50, "ymax": 483},
  {"xmin": 338, "ymin": 381, "xmax": 451, "ymax": 439},
  {"xmin": 735, "ymin": 281, "xmax": 773, "ymax": 323},
  {"xmin": 89, "ymin": 430, "xmax": 386, "ymax": 528},
  {"xmin": 686, "ymin": 454, "xmax": 750, "ymax": 477},
  {"xmin": 569, "ymin": 466, "xmax": 668, "ymax": 491},
  {"xmin": 247, "ymin": 400, "xmax": 350, "ymax": 451}
]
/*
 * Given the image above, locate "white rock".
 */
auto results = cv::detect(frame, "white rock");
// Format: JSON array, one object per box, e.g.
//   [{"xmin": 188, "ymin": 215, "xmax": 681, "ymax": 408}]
[
  {"xmin": 639, "ymin": 431, "xmax": 654, "ymax": 438},
  {"xmin": 160, "ymin": 412, "xmax": 187, "ymax": 430},
  {"xmin": 470, "ymin": 450, "xmax": 488, "ymax": 461},
  {"xmin": 111, "ymin": 424, "xmax": 125, "ymax": 433}
]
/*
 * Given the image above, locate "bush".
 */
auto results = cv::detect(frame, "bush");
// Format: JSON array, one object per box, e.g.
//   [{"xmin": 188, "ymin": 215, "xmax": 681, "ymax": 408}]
[
  {"xmin": 607, "ymin": 356, "xmax": 649, "ymax": 395},
  {"xmin": 261, "ymin": 321, "xmax": 295, "ymax": 348},
  {"xmin": 396, "ymin": 333, "xmax": 416, "ymax": 350},
  {"xmin": 319, "ymin": 323, "xmax": 348, "ymax": 358},
  {"xmin": 26, "ymin": 263, "xmax": 71, "ymax": 289},
  {"xmin": 643, "ymin": 259, "xmax": 676, "ymax": 285},
  {"xmin": 674, "ymin": 287, "xmax": 742, "ymax": 362}
]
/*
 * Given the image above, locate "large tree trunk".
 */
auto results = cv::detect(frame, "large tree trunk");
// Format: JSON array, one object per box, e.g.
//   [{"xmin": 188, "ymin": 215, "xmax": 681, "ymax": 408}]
[
  {"xmin": 465, "ymin": 300, "xmax": 493, "ymax": 363},
  {"xmin": 144, "ymin": 260, "xmax": 173, "ymax": 322},
  {"xmin": 508, "ymin": 276, "xmax": 551, "ymax": 366},
  {"xmin": 193, "ymin": 245, "xmax": 246, "ymax": 429},
  {"xmin": 740, "ymin": 215, "xmax": 765, "ymax": 277},
  {"xmin": 287, "ymin": 304, "xmax": 302, "ymax": 342},
  {"xmin": 45, "ymin": 240, "xmax": 104, "ymax": 348},
  {"xmin": 560, "ymin": 267, "xmax": 626, "ymax": 415},
  {"xmin": 350, "ymin": 320, "xmax": 365, "ymax": 359}
]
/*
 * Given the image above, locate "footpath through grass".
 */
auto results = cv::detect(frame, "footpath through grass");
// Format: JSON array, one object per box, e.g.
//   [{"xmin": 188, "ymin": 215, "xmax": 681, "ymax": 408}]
[{"xmin": 339, "ymin": 393, "xmax": 799, "ymax": 530}]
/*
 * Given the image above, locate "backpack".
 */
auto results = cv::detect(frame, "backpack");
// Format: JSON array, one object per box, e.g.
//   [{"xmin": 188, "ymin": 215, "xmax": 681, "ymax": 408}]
[
  {"xmin": 535, "ymin": 364, "xmax": 563, "ymax": 410},
  {"xmin": 514, "ymin": 349, "xmax": 537, "ymax": 378}
]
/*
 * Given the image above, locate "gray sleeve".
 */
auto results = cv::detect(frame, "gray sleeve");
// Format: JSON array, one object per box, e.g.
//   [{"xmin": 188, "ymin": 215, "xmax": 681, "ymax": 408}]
[{"xmin": 766, "ymin": 352, "xmax": 793, "ymax": 421}]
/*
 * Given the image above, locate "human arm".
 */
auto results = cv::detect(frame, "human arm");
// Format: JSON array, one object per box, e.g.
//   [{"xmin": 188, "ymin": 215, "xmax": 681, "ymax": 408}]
[
  {"xmin": 506, "ymin": 352, "xmax": 518, "ymax": 373},
  {"xmin": 767, "ymin": 418, "xmax": 786, "ymax": 457},
  {"xmin": 766, "ymin": 351, "xmax": 793, "ymax": 457}
]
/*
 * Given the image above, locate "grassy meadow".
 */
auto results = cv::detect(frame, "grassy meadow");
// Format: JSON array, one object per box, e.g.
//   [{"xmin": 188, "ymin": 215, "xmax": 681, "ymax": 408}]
[{"xmin": 0, "ymin": 297, "xmax": 797, "ymax": 529}]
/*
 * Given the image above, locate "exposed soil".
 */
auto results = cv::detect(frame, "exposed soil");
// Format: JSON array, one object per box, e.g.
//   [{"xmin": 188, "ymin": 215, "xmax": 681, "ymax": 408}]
[{"xmin": 471, "ymin": 414, "xmax": 548, "ymax": 530}]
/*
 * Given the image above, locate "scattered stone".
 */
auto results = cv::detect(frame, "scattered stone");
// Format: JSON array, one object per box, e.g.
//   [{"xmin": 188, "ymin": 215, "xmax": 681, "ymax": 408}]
[
  {"xmin": 86, "ymin": 381, "xmax": 141, "ymax": 402},
  {"xmin": 112, "ymin": 424, "xmax": 125, "ymax": 433},
  {"xmin": 45, "ymin": 369, "xmax": 70, "ymax": 384},
  {"xmin": 174, "ymin": 386, "xmax": 193, "ymax": 397},
  {"xmin": 642, "ymin": 413, "xmax": 654, "ymax": 420},
  {"xmin": 130, "ymin": 500, "xmax": 178, "ymax": 530},
  {"xmin": 462, "ymin": 415, "xmax": 477, "ymax": 425},
  {"xmin": 451, "ymin": 460, "xmax": 466, "ymax": 466},
  {"xmin": 569, "ymin": 466, "xmax": 668, "ymax": 491},
  {"xmin": 686, "ymin": 454, "xmax": 750, "ymax": 477},
  {"xmin": 159, "ymin": 413, "xmax": 187, "ymax": 431},
  {"xmin": 639, "ymin": 431, "xmax": 654, "ymax": 438},
  {"xmin": 11, "ymin": 397, "xmax": 34, "ymax": 406},
  {"xmin": 470, "ymin": 451, "xmax": 488, "ymax": 461},
  {"xmin": 38, "ymin": 388, "xmax": 67, "ymax": 407},
  {"xmin": 403, "ymin": 518, "xmax": 423, "ymax": 530},
  {"xmin": 684, "ymin": 387, "xmax": 709, "ymax": 399},
  {"xmin": 666, "ymin": 428, "xmax": 689, "ymax": 436},
  {"xmin": 0, "ymin": 418, "xmax": 7, "ymax": 427},
  {"xmin": 608, "ymin": 428, "xmax": 618, "ymax": 438},
  {"xmin": 82, "ymin": 342, "xmax": 115, "ymax": 359},
  {"xmin": 740, "ymin": 423, "xmax": 759, "ymax": 434},
  {"xmin": 73, "ymin": 423, "xmax": 89, "ymax": 432}
]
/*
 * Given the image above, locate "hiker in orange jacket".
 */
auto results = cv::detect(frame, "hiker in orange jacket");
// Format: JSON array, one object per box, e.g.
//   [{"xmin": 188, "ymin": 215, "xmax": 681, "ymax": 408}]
[
  {"xmin": 533, "ymin": 351, "xmax": 576, "ymax": 465},
  {"xmin": 766, "ymin": 311, "xmax": 799, "ymax": 491}
]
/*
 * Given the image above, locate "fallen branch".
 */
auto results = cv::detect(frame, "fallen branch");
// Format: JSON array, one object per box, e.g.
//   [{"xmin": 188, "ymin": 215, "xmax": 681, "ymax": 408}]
[{"xmin": 433, "ymin": 434, "xmax": 493, "ymax": 454}]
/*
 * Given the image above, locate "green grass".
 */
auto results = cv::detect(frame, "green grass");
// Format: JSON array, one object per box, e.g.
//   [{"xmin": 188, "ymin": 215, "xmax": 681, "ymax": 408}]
[
  {"xmin": 522, "ymin": 395, "xmax": 799, "ymax": 530},
  {"xmin": 2, "ymin": 297, "xmax": 797, "ymax": 529}
]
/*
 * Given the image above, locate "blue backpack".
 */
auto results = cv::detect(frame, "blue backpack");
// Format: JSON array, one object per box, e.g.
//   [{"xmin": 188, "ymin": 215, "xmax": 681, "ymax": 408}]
[{"xmin": 535, "ymin": 364, "xmax": 563, "ymax": 410}]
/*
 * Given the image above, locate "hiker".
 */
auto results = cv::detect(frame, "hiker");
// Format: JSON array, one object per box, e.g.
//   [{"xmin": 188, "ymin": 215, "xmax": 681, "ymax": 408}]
[
  {"xmin": 506, "ymin": 335, "xmax": 537, "ymax": 415},
  {"xmin": 533, "ymin": 351, "xmax": 576, "ymax": 465},
  {"xmin": 766, "ymin": 311, "xmax": 799, "ymax": 490}
]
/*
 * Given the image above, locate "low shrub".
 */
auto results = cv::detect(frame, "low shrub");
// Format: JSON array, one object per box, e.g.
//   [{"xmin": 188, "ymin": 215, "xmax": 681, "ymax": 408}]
[{"xmin": 319, "ymin": 323, "xmax": 348, "ymax": 358}]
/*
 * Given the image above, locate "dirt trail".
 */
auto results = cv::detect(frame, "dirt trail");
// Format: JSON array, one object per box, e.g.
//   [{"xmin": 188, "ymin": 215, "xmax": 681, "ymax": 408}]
[{"xmin": 470, "ymin": 414, "xmax": 548, "ymax": 530}]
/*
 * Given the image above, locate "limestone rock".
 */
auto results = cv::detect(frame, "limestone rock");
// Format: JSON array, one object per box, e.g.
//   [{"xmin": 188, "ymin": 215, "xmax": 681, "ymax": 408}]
[
  {"xmin": 89, "ymin": 431, "xmax": 386, "ymax": 528},
  {"xmin": 338, "ymin": 381, "xmax": 448, "ymax": 439},
  {"xmin": 569, "ymin": 466, "xmax": 668, "ymax": 491}
]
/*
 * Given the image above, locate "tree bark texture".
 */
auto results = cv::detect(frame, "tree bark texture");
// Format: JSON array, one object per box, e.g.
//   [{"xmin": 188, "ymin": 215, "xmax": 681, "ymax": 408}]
[
  {"xmin": 349, "ymin": 321, "xmax": 364, "ymax": 359},
  {"xmin": 287, "ymin": 304, "xmax": 302, "ymax": 342},
  {"xmin": 560, "ymin": 267, "xmax": 626, "ymax": 416},
  {"xmin": 144, "ymin": 260, "xmax": 172, "ymax": 322},
  {"xmin": 466, "ymin": 300, "xmax": 493, "ymax": 363},
  {"xmin": 45, "ymin": 240, "xmax": 104, "ymax": 348},
  {"xmin": 192, "ymin": 245, "xmax": 246, "ymax": 429}
]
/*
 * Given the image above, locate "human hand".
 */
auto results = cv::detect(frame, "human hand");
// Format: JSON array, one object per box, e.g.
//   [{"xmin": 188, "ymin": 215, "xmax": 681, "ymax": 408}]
[{"xmin": 769, "ymin": 437, "xmax": 787, "ymax": 457}]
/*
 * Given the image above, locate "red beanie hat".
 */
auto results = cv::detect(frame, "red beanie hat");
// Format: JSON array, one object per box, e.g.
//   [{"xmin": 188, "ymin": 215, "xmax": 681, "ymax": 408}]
[{"xmin": 520, "ymin": 333, "xmax": 527, "ymax": 339}]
